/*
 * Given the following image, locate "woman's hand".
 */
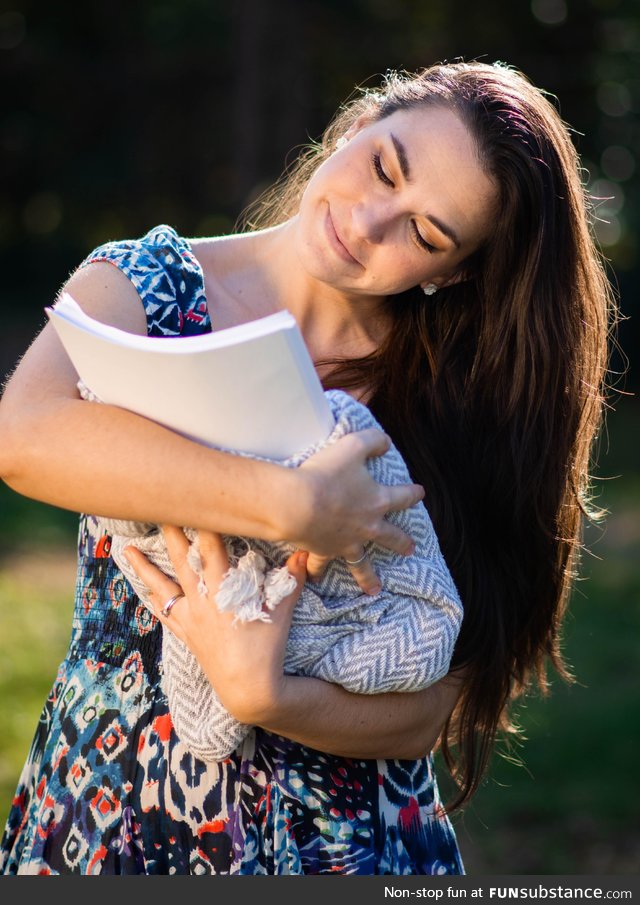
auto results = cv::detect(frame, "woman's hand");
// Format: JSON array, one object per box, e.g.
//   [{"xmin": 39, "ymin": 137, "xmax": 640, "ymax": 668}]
[
  {"xmin": 124, "ymin": 524, "xmax": 462, "ymax": 760},
  {"xmin": 287, "ymin": 428, "xmax": 425, "ymax": 595},
  {"xmin": 124, "ymin": 525, "xmax": 308, "ymax": 724}
]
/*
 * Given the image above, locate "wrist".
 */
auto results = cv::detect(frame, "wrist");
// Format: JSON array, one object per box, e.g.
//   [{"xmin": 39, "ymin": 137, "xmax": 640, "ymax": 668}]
[
  {"xmin": 209, "ymin": 456, "xmax": 301, "ymax": 544},
  {"xmin": 225, "ymin": 673, "xmax": 292, "ymax": 726},
  {"xmin": 267, "ymin": 465, "xmax": 318, "ymax": 545}
]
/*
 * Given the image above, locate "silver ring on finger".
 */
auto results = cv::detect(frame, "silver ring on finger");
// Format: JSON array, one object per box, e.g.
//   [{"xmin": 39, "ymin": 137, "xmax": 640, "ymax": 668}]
[
  {"xmin": 161, "ymin": 593, "xmax": 185, "ymax": 617},
  {"xmin": 344, "ymin": 549, "xmax": 368, "ymax": 566}
]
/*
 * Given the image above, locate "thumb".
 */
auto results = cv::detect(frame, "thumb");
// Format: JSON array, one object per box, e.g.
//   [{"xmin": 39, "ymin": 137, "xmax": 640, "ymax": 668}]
[{"xmin": 284, "ymin": 549, "xmax": 308, "ymax": 593}]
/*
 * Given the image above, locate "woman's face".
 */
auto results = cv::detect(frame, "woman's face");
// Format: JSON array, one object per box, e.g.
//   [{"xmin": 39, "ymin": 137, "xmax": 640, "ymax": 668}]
[{"xmin": 295, "ymin": 105, "xmax": 496, "ymax": 297}]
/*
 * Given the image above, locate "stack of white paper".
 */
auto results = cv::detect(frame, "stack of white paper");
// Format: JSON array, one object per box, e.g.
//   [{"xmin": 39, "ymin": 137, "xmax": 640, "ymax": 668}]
[{"xmin": 47, "ymin": 293, "xmax": 335, "ymax": 460}]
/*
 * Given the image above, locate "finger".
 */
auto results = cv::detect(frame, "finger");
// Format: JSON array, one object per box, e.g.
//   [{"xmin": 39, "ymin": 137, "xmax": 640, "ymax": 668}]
[
  {"xmin": 283, "ymin": 550, "xmax": 308, "ymax": 600},
  {"xmin": 286, "ymin": 549, "xmax": 308, "ymax": 580},
  {"xmin": 383, "ymin": 483, "xmax": 425, "ymax": 513},
  {"xmin": 124, "ymin": 545, "xmax": 181, "ymax": 597},
  {"xmin": 372, "ymin": 521, "xmax": 417, "ymax": 557},
  {"xmin": 193, "ymin": 529, "xmax": 232, "ymax": 598},
  {"xmin": 162, "ymin": 525, "xmax": 221, "ymax": 600},
  {"xmin": 161, "ymin": 525, "xmax": 201, "ymax": 598},
  {"xmin": 123, "ymin": 545, "xmax": 183, "ymax": 613},
  {"xmin": 162, "ymin": 524, "xmax": 190, "ymax": 548},
  {"xmin": 351, "ymin": 427, "xmax": 392, "ymax": 460},
  {"xmin": 306, "ymin": 552, "xmax": 332, "ymax": 582},
  {"xmin": 163, "ymin": 525, "xmax": 230, "ymax": 597},
  {"xmin": 194, "ymin": 529, "xmax": 230, "ymax": 581},
  {"xmin": 348, "ymin": 556, "xmax": 381, "ymax": 597}
]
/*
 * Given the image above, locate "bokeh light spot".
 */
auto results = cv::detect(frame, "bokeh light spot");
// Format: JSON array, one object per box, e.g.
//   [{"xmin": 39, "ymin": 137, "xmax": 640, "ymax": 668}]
[
  {"xmin": 596, "ymin": 81, "xmax": 633, "ymax": 117},
  {"xmin": 531, "ymin": 0, "xmax": 567, "ymax": 26},
  {"xmin": 601, "ymin": 145, "xmax": 636, "ymax": 182},
  {"xmin": 594, "ymin": 216, "xmax": 622, "ymax": 247}
]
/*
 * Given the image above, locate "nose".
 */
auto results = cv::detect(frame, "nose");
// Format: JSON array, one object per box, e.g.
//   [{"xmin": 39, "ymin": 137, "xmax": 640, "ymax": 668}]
[{"xmin": 351, "ymin": 200, "xmax": 394, "ymax": 245}]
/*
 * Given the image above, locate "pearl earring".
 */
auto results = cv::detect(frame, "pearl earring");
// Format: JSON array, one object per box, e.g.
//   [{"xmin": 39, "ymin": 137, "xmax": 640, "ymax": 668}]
[
  {"xmin": 335, "ymin": 136, "xmax": 348, "ymax": 150},
  {"xmin": 422, "ymin": 283, "xmax": 438, "ymax": 296}
]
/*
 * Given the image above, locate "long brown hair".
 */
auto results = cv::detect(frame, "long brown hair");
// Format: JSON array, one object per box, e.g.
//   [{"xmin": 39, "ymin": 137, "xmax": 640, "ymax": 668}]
[{"xmin": 241, "ymin": 62, "xmax": 616, "ymax": 810}]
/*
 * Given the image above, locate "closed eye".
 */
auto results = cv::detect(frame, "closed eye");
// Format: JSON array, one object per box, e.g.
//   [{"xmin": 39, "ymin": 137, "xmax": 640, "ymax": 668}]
[
  {"xmin": 374, "ymin": 151, "xmax": 435, "ymax": 253},
  {"xmin": 372, "ymin": 152, "xmax": 394, "ymax": 187},
  {"xmin": 412, "ymin": 222, "xmax": 436, "ymax": 254}
]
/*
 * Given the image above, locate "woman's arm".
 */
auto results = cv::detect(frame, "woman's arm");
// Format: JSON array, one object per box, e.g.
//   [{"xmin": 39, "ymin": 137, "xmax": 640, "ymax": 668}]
[
  {"xmin": 255, "ymin": 672, "xmax": 461, "ymax": 760},
  {"xmin": 125, "ymin": 526, "xmax": 462, "ymax": 760},
  {"xmin": 0, "ymin": 263, "xmax": 423, "ymax": 569}
]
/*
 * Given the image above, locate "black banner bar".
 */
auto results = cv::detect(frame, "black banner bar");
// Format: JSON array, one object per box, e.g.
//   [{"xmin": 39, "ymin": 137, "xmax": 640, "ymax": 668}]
[{"xmin": 1, "ymin": 873, "xmax": 638, "ymax": 905}]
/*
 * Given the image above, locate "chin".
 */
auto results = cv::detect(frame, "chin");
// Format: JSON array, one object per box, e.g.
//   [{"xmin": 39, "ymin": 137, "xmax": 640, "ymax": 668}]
[{"xmin": 296, "ymin": 233, "xmax": 340, "ymax": 284}]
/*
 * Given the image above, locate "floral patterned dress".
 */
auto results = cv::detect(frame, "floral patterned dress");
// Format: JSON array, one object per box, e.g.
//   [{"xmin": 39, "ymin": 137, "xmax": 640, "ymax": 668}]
[{"xmin": 0, "ymin": 225, "xmax": 464, "ymax": 875}]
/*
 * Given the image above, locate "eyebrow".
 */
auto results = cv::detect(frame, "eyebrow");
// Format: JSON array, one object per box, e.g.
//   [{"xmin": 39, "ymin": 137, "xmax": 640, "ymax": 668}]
[{"xmin": 390, "ymin": 131, "xmax": 462, "ymax": 250}]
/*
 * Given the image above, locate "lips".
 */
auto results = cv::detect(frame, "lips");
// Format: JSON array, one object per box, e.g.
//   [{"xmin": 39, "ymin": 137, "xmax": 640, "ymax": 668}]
[{"xmin": 325, "ymin": 205, "xmax": 360, "ymax": 265}]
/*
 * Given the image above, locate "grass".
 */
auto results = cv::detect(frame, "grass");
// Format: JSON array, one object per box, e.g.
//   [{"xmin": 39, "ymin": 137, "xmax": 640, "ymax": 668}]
[
  {"xmin": 0, "ymin": 398, "xmax": 638, "ymax": 873},
  {"xmin": 0, "ymin": 546, "xmax": 76, "ymax": 810}
]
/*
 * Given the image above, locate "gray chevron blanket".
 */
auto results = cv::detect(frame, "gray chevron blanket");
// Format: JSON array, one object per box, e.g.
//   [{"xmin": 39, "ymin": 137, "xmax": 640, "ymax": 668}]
[{"xmin": 92, "ymin": 388, "xmax": 463, "ymax": 762}]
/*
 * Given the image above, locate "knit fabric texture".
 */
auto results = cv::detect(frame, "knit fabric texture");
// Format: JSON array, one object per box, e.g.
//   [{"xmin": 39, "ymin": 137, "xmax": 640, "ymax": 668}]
[{"xmin": 90, "ymin": 387, "xmax": 463, "ymax": 761}]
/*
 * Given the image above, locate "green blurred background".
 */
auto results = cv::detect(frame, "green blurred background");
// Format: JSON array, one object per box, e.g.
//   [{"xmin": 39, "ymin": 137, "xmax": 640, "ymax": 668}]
[{"xmin": 0, "ymin": 0, "xmax": 638, "ymax": 875}]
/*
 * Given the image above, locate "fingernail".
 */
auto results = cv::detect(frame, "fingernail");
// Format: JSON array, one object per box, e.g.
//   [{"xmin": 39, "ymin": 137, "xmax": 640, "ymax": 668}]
[
  {"xmin": 298, "ymin": 551, "xmax": 309, "ymax": 567},
  {"xmin": 368, "ymin": 583, "xmax": 382, "ymax": 596},
  {"xmin": 405, "ymin": 542, "xmax": 416, "ymax": 556}
]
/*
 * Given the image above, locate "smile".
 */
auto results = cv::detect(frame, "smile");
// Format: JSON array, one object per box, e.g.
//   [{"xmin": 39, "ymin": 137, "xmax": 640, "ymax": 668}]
[{"xmin": 325, "ymin": 205, "xmax": 361, "ymax": 265}]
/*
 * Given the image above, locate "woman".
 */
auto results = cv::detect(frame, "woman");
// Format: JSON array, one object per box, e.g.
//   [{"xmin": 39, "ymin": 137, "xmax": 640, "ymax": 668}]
[{"xmin": 0, "ymin": 61, "xmax": 613, "ymax": 874}]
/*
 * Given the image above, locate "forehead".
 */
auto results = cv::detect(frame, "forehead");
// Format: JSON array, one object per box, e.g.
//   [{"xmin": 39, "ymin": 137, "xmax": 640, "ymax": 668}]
[{"xmin": 369, "ymin": 105, "xmax": 496, "ymax": 249}]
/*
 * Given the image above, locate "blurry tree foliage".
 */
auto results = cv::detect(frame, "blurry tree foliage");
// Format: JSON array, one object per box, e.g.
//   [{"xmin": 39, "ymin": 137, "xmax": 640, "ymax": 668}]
[{"xmin": 0, "ymin": 0, "xmax": 637, "ymax": 382}]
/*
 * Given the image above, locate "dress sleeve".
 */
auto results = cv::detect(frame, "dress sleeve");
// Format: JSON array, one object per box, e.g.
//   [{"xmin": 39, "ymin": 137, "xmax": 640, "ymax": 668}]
[{"xmin": 78, "ymin": 224, "xmax": 212, "ymax": 338}]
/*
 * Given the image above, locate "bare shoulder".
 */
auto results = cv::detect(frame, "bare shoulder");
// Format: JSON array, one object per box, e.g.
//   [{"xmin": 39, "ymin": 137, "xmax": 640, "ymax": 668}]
[
  {"xmin": 0, "ymin": 260, "xmax": 147, "ymax": 415},
  {"xmin": 62, "ymin": 261, "xmax": 147, "ymax": 335}
]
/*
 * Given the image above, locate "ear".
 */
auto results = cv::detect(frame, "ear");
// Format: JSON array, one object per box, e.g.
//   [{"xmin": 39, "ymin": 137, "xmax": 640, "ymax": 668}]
[
  {"xmin": 439, "ymin": 270, "xmax": 468, "ymax": 289},
  {"xmin": 440, "ymin": 249, "xmax": 482, "ymax": 288},
  {"xmin": 420, "ymin": 271, "xmax": 467, "ymax": 294}
]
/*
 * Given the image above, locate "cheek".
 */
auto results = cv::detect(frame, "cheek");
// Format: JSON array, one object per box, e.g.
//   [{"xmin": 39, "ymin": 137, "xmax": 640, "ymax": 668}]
[
  {"xmin": 368, "ymin": 257, "xmax": 427, "ymax": 294},
  {"xmin": 384, "ymin": 247, "xmax": 429, "ymax": 284}
]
